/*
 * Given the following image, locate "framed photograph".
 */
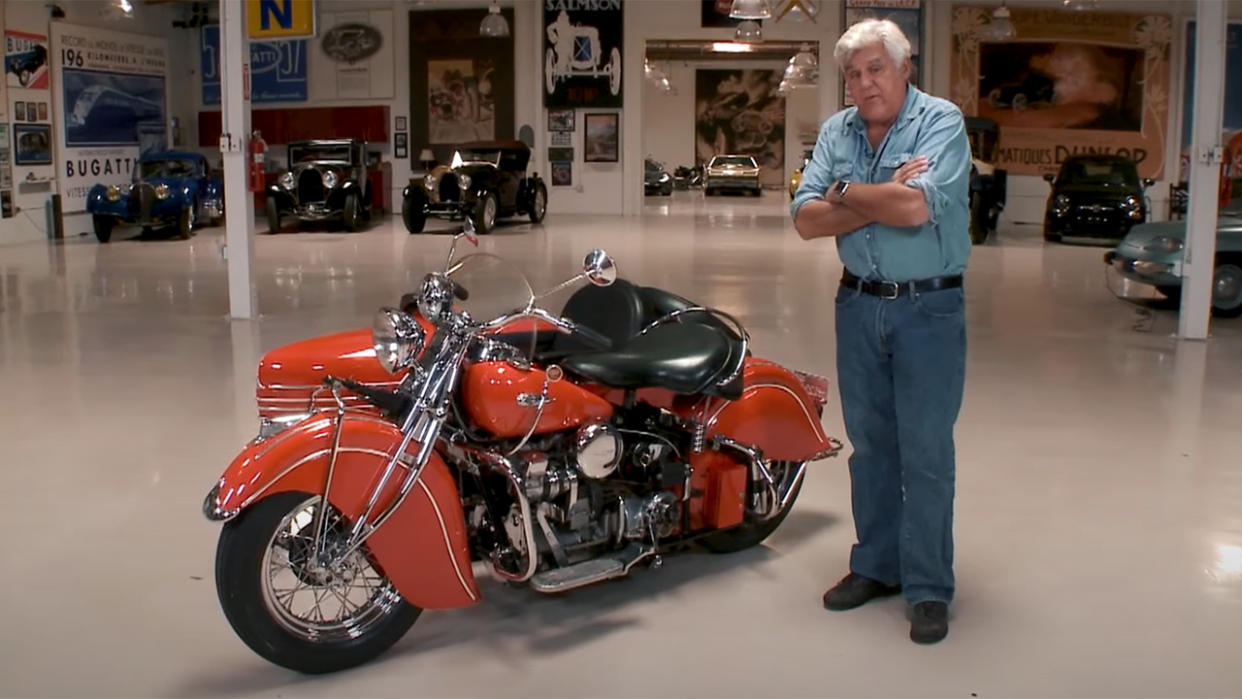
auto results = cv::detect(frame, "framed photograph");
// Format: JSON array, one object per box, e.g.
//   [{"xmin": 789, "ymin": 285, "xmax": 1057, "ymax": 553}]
[
  {"xmin": 395, "ymin": 116, "xmax": 407, "ymax": 131},
  {"xmin": 548, "ymin": 147, "xmax": 573, "ymax": 162},
  {"xmin": 547, "ymin": 108, "xmax": 574, "ymax": 132},
  {"xmin": 14, "ymin": 124, "xmax": 53, "ymax": 165},
  {"xmin": 394, "ymin": 132, "xmax": 408, "ymax": 159},
  {"xmin": 13, "ymin": 102, "xmax": 24, "ymax": 122},
  {"xmin": 550, "ymin": 131, "xmax": 572, "ymax": 147},
  {"xmin": 583, "ymin": 112, "xmax": 618, "ymax": 162},
  {"xmin": 38, "ymin": 102, "xmax": 48, "ymax": 121},
  {"xmin": 551, "ymin": 160, "xmax": 572, "ymax": 186}
]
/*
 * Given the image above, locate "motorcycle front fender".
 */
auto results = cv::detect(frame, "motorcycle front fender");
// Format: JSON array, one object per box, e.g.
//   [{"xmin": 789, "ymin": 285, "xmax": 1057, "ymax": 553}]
[{"xmin": 204, "ymin": 413, "xmax": 480, "ymax": 610}]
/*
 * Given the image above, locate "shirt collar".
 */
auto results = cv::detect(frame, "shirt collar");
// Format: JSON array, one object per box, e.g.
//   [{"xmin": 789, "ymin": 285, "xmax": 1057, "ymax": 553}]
[{"xmin": 845, "ymin": 85, "xmax": 924, "ymax": 134}]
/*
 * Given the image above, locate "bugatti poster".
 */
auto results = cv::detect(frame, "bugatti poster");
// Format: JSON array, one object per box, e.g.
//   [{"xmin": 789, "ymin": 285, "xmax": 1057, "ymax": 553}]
[
  {"xmin": 6, "ymin": 30, "xmax": 50, "ymax": 89},
  {"xmin": 51, "ymin": 24, "xmax": 168, "ymax": 212},
  {"xmin": 543, "ymin": 0, "xmax": 623, "ymax": 109}
]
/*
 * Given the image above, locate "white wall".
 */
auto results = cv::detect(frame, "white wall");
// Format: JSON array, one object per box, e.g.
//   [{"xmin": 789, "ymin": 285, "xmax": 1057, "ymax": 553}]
[{"xmin": 0, "ymin": 0, "xmax": 189, "ymax": 244}]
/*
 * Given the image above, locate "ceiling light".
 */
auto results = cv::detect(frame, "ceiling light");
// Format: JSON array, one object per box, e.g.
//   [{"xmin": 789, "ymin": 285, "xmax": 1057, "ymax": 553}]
[
  {"xmin": 984, "ymin": 4, "xmax": 1016, "ymax": 41},
  {"xmin": 711, "ymin": 41, "xmax": 756, "ymax": 53},
  {"xmin": 1063, "ymin": 0, "xmax": 1099, "ymax": 9},
  {"xmin": 479, "ymin": 1, "xmax": 509, "ymax": 38},
  {"xmin": 735, "ymin": 20, "xmax": 762, "ymax": 42},
  {"xmin": 790, "ymin": 44, "xmax": 817, "ymax": 69},
  {"xmin": 729, "ymin": 0, "xmax": 771, "ymax": 20}
]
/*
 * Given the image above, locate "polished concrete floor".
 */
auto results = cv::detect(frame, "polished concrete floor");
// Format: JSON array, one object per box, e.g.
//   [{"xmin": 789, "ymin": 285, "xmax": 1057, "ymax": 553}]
[{"xmin": 2, "ymin": 190, "xmax": 1240, "ymax": 697}]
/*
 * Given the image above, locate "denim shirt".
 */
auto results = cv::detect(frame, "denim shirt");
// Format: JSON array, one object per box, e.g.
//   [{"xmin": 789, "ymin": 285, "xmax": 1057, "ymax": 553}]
[{"xmin": 791, "ymin": 86, "xmax": 972, "ymax": 282}]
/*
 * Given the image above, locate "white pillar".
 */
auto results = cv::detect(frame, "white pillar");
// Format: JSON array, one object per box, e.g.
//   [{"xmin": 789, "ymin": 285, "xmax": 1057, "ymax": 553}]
[
  {"xmin": 220, "ymin": 0, "xmax": 257, "ymax": 319},
  {"xmin": 1178, "ymin": 0, "xmax": 1227, "ymax": 339}
]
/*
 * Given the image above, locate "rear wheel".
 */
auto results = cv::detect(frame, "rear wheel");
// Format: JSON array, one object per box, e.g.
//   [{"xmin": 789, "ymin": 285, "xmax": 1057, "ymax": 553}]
[
  {"xmin": 92, "ymin": 215, "xmax": 114, "ymax": 243},
  {"xmin": 215, "ymin": 491, "xmax": 420, "ymax": 674},
  {"xmin": 700, "ymin": 461, "xmax": 804, "ymax": 554},
  {"xmin": 266, "ymin": 197, "xmax": 281, "ymax": 234}
]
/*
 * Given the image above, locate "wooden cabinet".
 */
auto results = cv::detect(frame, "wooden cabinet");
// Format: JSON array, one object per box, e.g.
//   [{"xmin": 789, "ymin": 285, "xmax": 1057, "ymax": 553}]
[{"xmin": 198, "ymin": 106, "xmax": 391, "ymax": 148}]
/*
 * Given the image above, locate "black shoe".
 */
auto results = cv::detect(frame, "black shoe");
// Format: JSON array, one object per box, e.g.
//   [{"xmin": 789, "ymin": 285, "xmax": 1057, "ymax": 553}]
[
  {"xmin": 909, "ymin": 601, "xmax": 949, "ymax": 644},
  {"xmin": 822, "ymin": 573, "xmax": 901, "ymax": 611}
]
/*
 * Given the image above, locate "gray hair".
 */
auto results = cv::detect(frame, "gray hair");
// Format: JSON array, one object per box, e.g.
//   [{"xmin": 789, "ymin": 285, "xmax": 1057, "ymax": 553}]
[{"xmin": 833, "ymin": 18, "xmax": 912, "ymax": 69}]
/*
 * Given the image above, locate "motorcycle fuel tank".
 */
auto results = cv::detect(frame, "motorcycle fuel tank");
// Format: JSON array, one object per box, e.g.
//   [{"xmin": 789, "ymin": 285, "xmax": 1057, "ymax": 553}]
[{"xmin": 461, "ymin": 361, "xmax": 615, "ymax": 438}]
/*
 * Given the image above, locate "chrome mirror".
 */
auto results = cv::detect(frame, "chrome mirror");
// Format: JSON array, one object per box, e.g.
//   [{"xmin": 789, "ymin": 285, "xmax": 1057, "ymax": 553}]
[
  {"xmin": 583, "ymin": 249, "xmax": 616, "ymax": 287},
  {"xmin": 444, "ymin": 218, "xmax": 480, "ymax": 272}
]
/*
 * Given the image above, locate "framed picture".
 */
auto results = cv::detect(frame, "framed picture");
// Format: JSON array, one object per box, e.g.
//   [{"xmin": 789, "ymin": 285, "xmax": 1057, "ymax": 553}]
[
  {"xmin": 38, "ymin": 102, "xmax": 48, "ymax": 121},
  {"xmin": 395, "ymin": 116, "xmax": 407, "ymax": 131},
  {"xmin": 14, "ymin": 124, "xmax": 53, "ymax": 165},
  {"xmin": 550, "ymin": 131, "xmax": 572, "ymax": 146},
  {"xmin": 13, "ymin": 102, "xmax": 24, "ymax": 122},
  {"xmin": 547, "ymin": 108, "xmax": 574, "ymax": 132},
  {"xmin": 551, "ymin": 160, "xmax": 572, "ymax": 186},
  {"xmin": 548, "ymin": 147, "xmax": 573, "ymax": 162},
  {"xmin": 394, "ymin": 132, "xmax": 408, "ymax": 159},
  {"xmin": 583, "ymin": 112, "xmax": 618, "ymax": 162}
]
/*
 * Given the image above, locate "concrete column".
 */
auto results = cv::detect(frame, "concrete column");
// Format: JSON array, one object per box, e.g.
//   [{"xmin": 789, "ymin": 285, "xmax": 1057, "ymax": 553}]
[
  {"xmin": 1178, "ymin": 0, "xmax": 1227, "ymax": 339},
  {"xmin": 220, "ymin": 0, "xmax": 257, "ymax": 319}
]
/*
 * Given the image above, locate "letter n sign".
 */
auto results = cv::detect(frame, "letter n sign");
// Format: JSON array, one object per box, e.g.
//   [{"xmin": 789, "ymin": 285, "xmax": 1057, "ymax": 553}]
[{"xmin": 246, "ymin": 0, "xmax": 317, "ymax": 40}]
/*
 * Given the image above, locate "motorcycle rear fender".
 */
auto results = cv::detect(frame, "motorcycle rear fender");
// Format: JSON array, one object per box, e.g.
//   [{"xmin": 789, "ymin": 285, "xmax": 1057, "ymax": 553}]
[
  {"xmin": 205, "ymin": 413, "xmax": 480, "ymax": 610},
  {"xmin": 705, "ymin": 358, "xmax": 834, "ymax": 463}
]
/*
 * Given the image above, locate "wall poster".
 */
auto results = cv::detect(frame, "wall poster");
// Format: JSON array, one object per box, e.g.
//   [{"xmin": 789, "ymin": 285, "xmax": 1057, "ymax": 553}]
[
  {"xmin": 543, "ymin": 0, "xmax": 623, "ymax": 109},
  {"xmin": 695, "ymin": 69, "xmax": 785, "ymax": 188},
  {"xmin": 311, "ymin": 10, "xmax": 395, "ymax": 101},
  {"xmin": 6, "ymin": 30, "xmax": 50, "ymax": 89},
  {"xmin": 427, "ymin": 58, "xmax": 496, "ymax": 144},
  {"xmin": 841, "ymin": 0, "xmax": 922, "ymax": 107},
  {"xmin": 201, "ymin": 25, "xmax": 307, "ymax": 104},
  {"xmin": 51, "ymin": 24, "xmax": 168, "ymax": 212},
  {"xmin": 1181, "ymin": 21, "xmax": 1242, "ymax": 188},
  {"xmin": 949, "ymin": 6, "xmax": 1170, "ymax": 180}
]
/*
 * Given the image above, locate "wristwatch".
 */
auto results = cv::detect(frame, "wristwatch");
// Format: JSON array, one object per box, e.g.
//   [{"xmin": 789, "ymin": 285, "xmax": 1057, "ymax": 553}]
[{"xmin": 829, "ymin": 179, "xmax": 851, "ymax": 200}]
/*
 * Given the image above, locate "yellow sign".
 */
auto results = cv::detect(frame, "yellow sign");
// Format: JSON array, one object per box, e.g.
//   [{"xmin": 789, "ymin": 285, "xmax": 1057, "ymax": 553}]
[{"xmin": 246, "ymin": 0, "xmax": 316, "ymax": 40}]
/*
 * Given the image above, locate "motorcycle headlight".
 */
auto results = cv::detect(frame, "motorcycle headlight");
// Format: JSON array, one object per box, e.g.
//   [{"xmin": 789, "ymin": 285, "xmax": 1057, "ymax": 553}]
[
  {"xmin": 1053, "ymin": 194, "xmax": 1071, "ymax": 215},
  {"xmin": 424, "ymin": 175, "xmax": 437, "ymax": 191},
  {"xmin": 106, "ymin": 186, "xmax": 121, "ymax": 202},
  {"xmin": 417, "ymin": 273, "xmax": 456, "ymax": 325},
  {"xmin": 322, "ymin": 170, "xmax": 339, "ymax": 189},
  {"xmin": 279, "ymin": 171, "xmax": 295, "ymax": 189},
  {"xmin": 372, "ymin": 308, "xmax": 426, "ymax": 374},
  {"xmin": 155, "ymin": 184, "xmax": 170, "ymax": 200},
  {"xmin": 458, "ymin": 174, "xmax": 472, "ymax": 190},
  {"xmin": 1143, "ymin": 236, "xmax": 1184, "ymax": 253}
]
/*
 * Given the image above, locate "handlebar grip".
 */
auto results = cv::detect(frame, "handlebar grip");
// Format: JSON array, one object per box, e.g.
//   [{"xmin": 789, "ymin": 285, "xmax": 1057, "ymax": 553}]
[{"xmin": 452, "ymin": 281, "xmax": 469, "ymax": 301}]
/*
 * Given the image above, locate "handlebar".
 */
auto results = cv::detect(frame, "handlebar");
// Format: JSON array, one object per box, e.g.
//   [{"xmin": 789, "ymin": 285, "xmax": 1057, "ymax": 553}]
[{"xmin": 480, "ymin": 307, "xmax": 612, "ymax": 350}]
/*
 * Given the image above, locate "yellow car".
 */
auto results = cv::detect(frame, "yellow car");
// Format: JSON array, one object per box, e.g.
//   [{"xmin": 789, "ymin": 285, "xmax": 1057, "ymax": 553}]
[{"xmin": 789, "ymin": 151, "xmax": 811, "ymax": 199}]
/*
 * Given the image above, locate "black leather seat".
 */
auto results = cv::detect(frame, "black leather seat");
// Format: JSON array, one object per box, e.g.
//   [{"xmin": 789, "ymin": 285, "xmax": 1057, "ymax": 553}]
[
  {"xmin": 549, "ymin": 278, "xmax": 646, "ymax": 354},
  {"xmin": 560, "ymin": 322, "xmax": 742, "ymax": 398}
]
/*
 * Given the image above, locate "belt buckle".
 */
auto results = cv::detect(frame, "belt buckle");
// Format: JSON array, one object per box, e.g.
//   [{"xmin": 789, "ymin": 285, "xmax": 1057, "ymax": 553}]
[{"xmin": 878, "ymin": 280, "xmax": 900, "ymax": 299}]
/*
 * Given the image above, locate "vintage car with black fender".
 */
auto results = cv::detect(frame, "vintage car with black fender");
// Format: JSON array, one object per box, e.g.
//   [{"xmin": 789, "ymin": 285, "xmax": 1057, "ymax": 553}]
[
  {"xmin": 85, "ymin": 151, "xmax": 223, "ymax": 243},
  {"xmin": 402, "ymin": 140, "xmax": 547, "ymax": 235},
  {"xmin": 267, "ymin": 139, "xmax": 374, "ymax": 233},
  {"xmin": 966, "ymin": 117, "xmax": 1007, "ymax": 244},
  {"xmin": 1043, "ymin": 154, "xmax": 1153, "ymax": 243},
  {"xmin": 644, "ymin": 158, "xmax": 673, "ymax": 196},
  {"xmin": 202, "ymin": 220, "xmax": 841, "ymax": 673}
]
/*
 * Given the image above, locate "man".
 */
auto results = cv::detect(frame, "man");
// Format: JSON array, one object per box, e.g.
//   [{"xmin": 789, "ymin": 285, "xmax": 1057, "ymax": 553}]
[{"xmin": 790, "ymin": 18, "xmax": 971, "ymax": 645}]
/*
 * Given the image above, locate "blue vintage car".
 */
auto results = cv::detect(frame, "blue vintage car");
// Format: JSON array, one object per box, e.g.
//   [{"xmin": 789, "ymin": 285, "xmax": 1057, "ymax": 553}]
[
  {"xmin": 5, "ymin": 44, "xmax": 46, "ymax": 86},
  {"xmin": 85, "ymin": 151, "xmax": 223, "ymax": 243}
]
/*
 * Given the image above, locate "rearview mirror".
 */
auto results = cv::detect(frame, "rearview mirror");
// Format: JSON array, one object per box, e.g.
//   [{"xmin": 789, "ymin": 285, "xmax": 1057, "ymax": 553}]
[
  {"xmin": 461, "ymin": 216, "xmax": 479, "ymax": 247},
  {"xmin": 583, "ymin": 249, "xmax": 616, "ymax": 287}
]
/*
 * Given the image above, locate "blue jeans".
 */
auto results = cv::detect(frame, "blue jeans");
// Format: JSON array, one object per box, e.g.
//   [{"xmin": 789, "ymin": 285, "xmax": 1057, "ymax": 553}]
[{"xmin": 834, "ymin": 283, "xmax": 966, "ymax": 606}]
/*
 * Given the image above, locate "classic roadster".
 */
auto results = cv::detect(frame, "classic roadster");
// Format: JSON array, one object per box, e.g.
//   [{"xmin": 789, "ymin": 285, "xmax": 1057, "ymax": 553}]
[
  {"xmin": 85, "ymin": 151, "xmax": 223, "ymax": 243},
  {"xmin": 266, "ymin": 139, "xmax": 373, "ymax": 233},
  {"xmin": 402, "ymin": 140, "xmax": 547, "ymax": 235},
  {"xmin": 5, "ymin": 44, "xmax": 46, "ymax": 87}
]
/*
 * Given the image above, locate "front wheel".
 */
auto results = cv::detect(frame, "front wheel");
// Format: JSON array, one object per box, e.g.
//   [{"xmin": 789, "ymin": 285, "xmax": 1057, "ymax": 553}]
[
  {"xmin": 1211, "ymin": 261, "xmax": 1242, "ymax": 317},
  {"xmin": 969, "ymin": 196, "xmax": 989, "ymax": 244},
  {"xmin": 92, "ymin": 215, "xmax": 114, "ymax": 243},
  {"xmin": 473, "ymin": 192, "xmax": 498, "ymax": 234},
  {"xmin": 177, "ymin": 202, "xmax": 196, "ymax": 240},
  {"xmin": 402, "ymin": 190, "xmax": 427, "ymax": 233},
  {"xmin": 266, "ymin": 196, "xmax": 281, "ymax": 234},
  {"xmin": 700, "ymin": 461, "xmax": 804, "ymax": 553},
  {"xmin": 528, "ymin": 182, "xmax": 547, "ymax": 223},
  {"xmin": 343, "ymin": 192, "xmax": 362, "ymax": 232},
  {"xmin": 215, "ymin": 491, "xmax": 421, "ymax": 674}
]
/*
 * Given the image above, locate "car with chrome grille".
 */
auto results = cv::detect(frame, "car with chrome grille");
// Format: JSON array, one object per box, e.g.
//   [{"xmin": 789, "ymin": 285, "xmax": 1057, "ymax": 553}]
[
  {"xmin": 402, "ymin": 140, "xmax": 547, "ymax": 235},
  {"xmin": 704, "ymin": 154, "xmax": 761, "ymax": 197},
  {"xmin": 1103, "ymin": 198, "xmax": 1242, "ymax": 317},
  {"xmin": 1043, "ymin": 154, "xmax": 1153, "ymax": 243},
  {"xmin": 266, "ymin": 139, "xmax": 373, "ymax": 233},
  {"xmin": 85, "ymin": 151, "xmax": 223, "ymax": 243}
]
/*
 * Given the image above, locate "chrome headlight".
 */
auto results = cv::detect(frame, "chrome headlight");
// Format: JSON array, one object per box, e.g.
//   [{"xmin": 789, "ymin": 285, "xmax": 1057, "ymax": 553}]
[
  {"xmin": 1053, "ymin": 194, "xmax": 1071, "ymax": 215},
  {"xmin": 1143, "ymin": 236, "xmax": 1184, "ymax": 253},
  {"xmin": 424, "ymin": 175, "xmax": 437, "ymax": 191},
  {"xmin": 659, "ymin": 173, "xmax": 670, "ymax": 182},
  {"xmin": 278, "ymin": 171, "xmax": 295, "ymax": 189},
  {"xmin": 458, "ymin": 173, "xmax": 472, "ymax": 190},
  {"xmin": 417, "ymin": 272, "xmax": 456, "ymax": 325},
  {"xmin": 1124, "ymin": 195, "xmax": 1144, "ymax": 220},
  {"xmin": 322, "ymin": 170, "xmax": 339, "ymax": 189},
  {"xmin": 106, "ymin": 185, "xmax": 121, "ymax": 202},
  {"xmin": 155, "ymin": 184, "xmax": 170, "ymax": 200},
  {"xmin": 372, "ymin": 308, "xmax": 426, "ymax": 374}
]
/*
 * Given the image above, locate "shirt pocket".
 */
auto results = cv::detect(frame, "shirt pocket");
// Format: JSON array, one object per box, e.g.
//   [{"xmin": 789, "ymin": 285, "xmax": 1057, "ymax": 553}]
[{"xmin": 875, "ymin": 152, "xmax": 914, "ymax": 183}]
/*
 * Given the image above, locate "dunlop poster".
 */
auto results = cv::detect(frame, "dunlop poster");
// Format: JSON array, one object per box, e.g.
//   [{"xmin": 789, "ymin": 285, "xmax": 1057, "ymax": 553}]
[{"xmin": 950, "ymin": 7, "xmax": 1170, "ymax": 179}]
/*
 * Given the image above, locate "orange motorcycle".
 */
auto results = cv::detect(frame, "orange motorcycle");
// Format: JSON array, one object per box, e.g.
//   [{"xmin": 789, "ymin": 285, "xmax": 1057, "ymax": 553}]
[{"xmin": 203, "ymin": 221, "xmax": 841, "ymax": 673}]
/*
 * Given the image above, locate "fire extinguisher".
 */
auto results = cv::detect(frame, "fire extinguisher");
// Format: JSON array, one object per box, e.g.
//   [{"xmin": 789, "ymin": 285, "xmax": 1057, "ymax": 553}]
[{"xmin": 249, "ymin": 130, "xmax": 267, "ymax": 194}]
